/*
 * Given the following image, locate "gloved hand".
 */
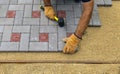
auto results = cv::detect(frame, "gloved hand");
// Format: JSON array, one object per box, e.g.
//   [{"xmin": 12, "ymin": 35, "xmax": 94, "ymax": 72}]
[
  {"xmin": 62, "ymin": 34, "xmax": 81, "ymax": 54},
  {"xmin": 44, "ymin": 6, "xmax": 55, "ymax": 20}
]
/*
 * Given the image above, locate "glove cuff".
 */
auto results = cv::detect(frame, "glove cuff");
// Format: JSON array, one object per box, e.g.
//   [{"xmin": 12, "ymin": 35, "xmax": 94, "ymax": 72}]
[
  {"xmin": 44, "ymin": 1, "xmax": 52, "ymax": 6},
  {"xmin": 74, "ymin": 33, "xmax": 82, "ymax": 40}
]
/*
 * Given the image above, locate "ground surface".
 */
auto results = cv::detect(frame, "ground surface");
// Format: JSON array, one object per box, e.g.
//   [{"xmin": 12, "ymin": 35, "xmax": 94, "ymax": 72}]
[
  {"xmin": 0, "ymin": 1, "xmax": 120, "ymax": 74},
  {"xmin": 0, "ymin": 64, "xmax": 120, "ymax": 74}
]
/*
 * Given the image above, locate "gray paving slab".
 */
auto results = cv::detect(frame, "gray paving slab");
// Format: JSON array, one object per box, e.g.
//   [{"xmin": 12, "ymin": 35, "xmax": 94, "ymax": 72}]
[
  {"xmin": 0, "ymin": 18, "xmax": 14, "ymax": 25},
  {"xmin": 0, "ymin": 42, "xmax": 19, "ymax": 51},
  {"xmin": 9, "ymin": 5, "xmax": 24, "ymax": 11},
  {"xmin": 0, "ymin": 26, "xmax": 4, "ymax": 33},
  {"xmin": 14, "ymin": 11, "xmax": 24, "ymax": 25},
  {"xmin": 58, "ymin": 41, "xmax": 65, "ymax": 51},
  {"xmin": 2, "ymin": 26, "xmax": 12, "ymax": 41},
  {"xmin": 48, "ymin": 20, "xmax": 58, "ymax": 26},
  {"xmin": 92, "ymin": 11, "xmax": 101, "ymax": 27},
  {"xmin": 66, "ymin": 11, "xmax": 75, "ymax": 25},
  {"xmin": 29, "ymin": 42, "xmax": 48, "ymax": 51},
  {"xmin": 23, "ymin": 18, "xmax": 40, "ymax": 25},
  {"xmin": 40, "ymin": 11, "xmax": 49, "ymax": 25},
  {"xmin": 33, "ymin": 5, "xmax": 41, "ymax": 11},
  {"xmin": 49, "ymin": 33, "xmax": 58, "ymax": 51},
  {"xmin": 57, "ymin": 5, "xmax": 73, "ymax": 11},
  {"xmin": 73, "ymin": 4, "xmax": 82, "ymax": 18},
  {"xmin": 104, "ymin": 0, "xmax": 112, "ymax": 6},
  {"xmin": 51, "ymin": 0, "xmax": 56, "ymax": 5},
  {"xmin": 65, "ymin": 0, "xmax": 74, "ymax": 4},
  {"xmin": 58, "ymin": 26, "xmax": 66, "ymax": 51},
  {"xmin": 95, "ymin": 0, "xmax": 112, "ymax": 6},
  {"xmin": 18, "ymin": 0, "xmax": 33, "ymax": 4},
  {"xmin": 19, "ymin": 33, "xmax": 29, "ymax": 51},
  {"xmin": 65, "ymin": 0, "xmax": 81, "ymax": 5},
  {"xmin": 30, "ymin": 26, "xmax": 39, "ymax": 42},
  {"xmin": 4, "ymin": 24, "xmax": 13, "ymax": 26},
  {"xmin": 0, "ymin": 34, "xmax": 2, "ymax": 46},
  {"xmin": 74, "ymin": 18, "xmax": 79, "ymax": 25},
  {"xmin": 13, "ymin": 26, "xmax": 30, "ymax": 33},
  {"xmin": 24, "ymin": 5, "xmax": 32, "ymax": 18},
  {"xmin": 10, "ymin": 0, "xmax": 18, "ymax": 4},
  {"xmin": 40, "ymin": 0, "xmax": 44, "ymax": 5},
  {"xmin": 95, "ymin": 0, "xmax": 105, "ymax": 6},
  {"xmin": 33, "ymin": 0, "xmax": 41, "ymax": 4},
  {"xmin": 0, "ymin": 0, "xmax": 9, "ymax": 4},
  {"xmin": 0, "ymin": 33, "xmax": 2, "ymax": 41},
  {"xmin": 56, "ymin": 0, "xmax": 64, "ymax": 5},
  {"xmin": 88, "ymin": 5, "xmax": 97, "ymax": 26},
  {"xmin": 40, "ymin": 26, "xmax": 57, "ymax": 33},
  {"xmin": 0, "ymin": 5, "xmax": 8, "ymax": 17},
  {"xmin": 93, "ymin": 4, "xmax": 98, "ymax": 11},
  {"xmin": 67, "ymin": 24, "xmax": 77, "ymax": 33}
]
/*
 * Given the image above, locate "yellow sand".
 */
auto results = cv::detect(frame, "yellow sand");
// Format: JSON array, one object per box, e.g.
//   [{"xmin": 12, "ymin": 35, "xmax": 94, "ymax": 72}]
[
  {"xmin": 0, "ymin": 1, "xmax": 120, "ymax": 73},
  {"xmin": 0, "ymin": 64, "xmax": 120, "ymax": 74}
]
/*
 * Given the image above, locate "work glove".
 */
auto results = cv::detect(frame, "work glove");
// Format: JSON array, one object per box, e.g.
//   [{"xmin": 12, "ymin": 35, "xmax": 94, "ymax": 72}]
[
  {"xmin": 62, "ymin": 34, "xmax": 81, "ymax": 54},
  {"xmin": 44, "ymin": 6, "xmax": 55, "ymax": 20}
]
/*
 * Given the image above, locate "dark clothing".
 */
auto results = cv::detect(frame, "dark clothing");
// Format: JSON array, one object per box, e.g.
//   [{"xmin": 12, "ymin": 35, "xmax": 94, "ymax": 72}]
[{"xmin": 82, "ymin": 0, "xmax": 91, "ymax": 2}]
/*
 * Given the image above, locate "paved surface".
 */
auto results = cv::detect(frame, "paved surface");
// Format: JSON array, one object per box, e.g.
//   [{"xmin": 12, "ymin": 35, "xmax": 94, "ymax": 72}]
[
  {"xmin": 95, "ymin": 0, "xmax": 112, "ymax": 6},
  {"xmin": 0, "ymin": 0, "xmax": 111, "ymax": 51}
]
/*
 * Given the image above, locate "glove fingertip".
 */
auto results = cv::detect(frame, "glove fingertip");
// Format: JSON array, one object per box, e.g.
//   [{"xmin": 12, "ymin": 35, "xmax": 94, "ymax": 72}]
[
  {"xmin": 63, "ymin": 46, "xmax": 67, "ymax": 54},
  {"xmin": 62, "ymin": 38, "xmax": 68, "ymax": 42}
]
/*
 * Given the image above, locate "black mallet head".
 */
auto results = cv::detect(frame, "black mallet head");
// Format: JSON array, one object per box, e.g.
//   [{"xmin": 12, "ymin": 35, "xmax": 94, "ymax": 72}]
[{"xmin": 58, "ymin": 17, "xmax": 64, "ymax": 27}]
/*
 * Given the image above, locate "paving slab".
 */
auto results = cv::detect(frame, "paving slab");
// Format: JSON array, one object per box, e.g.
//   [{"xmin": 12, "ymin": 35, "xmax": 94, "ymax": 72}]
[
  {"xmin": 19, "ymin": 34, "xmax": 29, "ymax": 51},
  {"xmin": 0, "ymin": 0, "xmax": 112, "ymax": 52},
  {"xmin": 0, "ymin": 42, "xmax": 19, "ymax": 51},
  {"xmin": 30, "ymin": 26, "xmax": 39, "ymax": 42},
  {"xmin": 0, "ymin": 5, "xmax": 8, "ymax": 17},
  {"xmin": 24, "ymin": 5, "xmax": 32, "ymax": 18}
]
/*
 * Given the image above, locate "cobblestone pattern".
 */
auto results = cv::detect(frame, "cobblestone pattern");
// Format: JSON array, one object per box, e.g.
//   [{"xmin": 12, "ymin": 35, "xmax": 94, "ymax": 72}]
[{"xmin": 0, "ymin": 0, "xmax": 112, "ymax": 51}]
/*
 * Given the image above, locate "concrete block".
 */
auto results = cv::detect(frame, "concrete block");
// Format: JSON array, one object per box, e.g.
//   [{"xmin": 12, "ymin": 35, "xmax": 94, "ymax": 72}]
[
  {"xmin": 30, "ymin": 26, "xmax": 39, "ymax": 41},
  {"xmin": 0, "ymin": 42, "xmax": 19, "ymax": 51},
  {"xmin": 19, "ymin": 33, "xmax": 29, "ymax": 51},
  {"xmin": 29, "ymin": 42, "xmax": 48, "ymax": 51},
  {"xmin": 13, "ymin": 26, "xmax": 30, "ymax": 33},
  {"xmin": 49, "ymin": 33, "xmax": 57, "ymax": 51},
  {"xmin": 2, "ymin": 26, "xmax": 12, "ymax": 41}
]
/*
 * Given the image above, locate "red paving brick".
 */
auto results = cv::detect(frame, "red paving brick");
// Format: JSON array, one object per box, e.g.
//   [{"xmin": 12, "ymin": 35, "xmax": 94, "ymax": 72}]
[
  {"xmin": 11, "ymin": 33, "xmax": 21, "ymax": 42},
  {"xmin": 32, "ymin": 11, "xmax": 40, "ymax": 18},
  {"xmin": 39, "ymin": 33, "xmax": 49, "ymax": 42},
  {"xmin": 57, "ymin": 10, "xmax": 66, "ymax": 18},
  {"xmin": 7, "ymin": 11, "xmax": 16, "ymax": 18}
]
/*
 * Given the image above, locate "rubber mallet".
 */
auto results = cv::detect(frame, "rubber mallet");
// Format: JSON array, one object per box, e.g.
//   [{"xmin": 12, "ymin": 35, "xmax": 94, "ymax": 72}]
[{"xmin": 40, "ymin": 5, "xmax": 64, "ymax": 27}]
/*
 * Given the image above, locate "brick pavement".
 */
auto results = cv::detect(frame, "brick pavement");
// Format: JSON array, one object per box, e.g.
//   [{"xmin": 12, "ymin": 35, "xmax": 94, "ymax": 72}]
[{"xmin": 0, "ymin": 0, "xmax": 112, "ymax": 51}]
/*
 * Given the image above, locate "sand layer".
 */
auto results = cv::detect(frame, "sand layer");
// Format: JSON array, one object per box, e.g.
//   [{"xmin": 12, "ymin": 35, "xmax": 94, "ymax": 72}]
[{"xmin": 0, "ymin": 63, "xmax": 120, "ymax": 74}]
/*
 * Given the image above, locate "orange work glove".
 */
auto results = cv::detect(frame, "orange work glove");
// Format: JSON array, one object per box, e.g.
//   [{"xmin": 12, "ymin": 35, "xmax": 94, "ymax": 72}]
[
  {"xmin": 62, "ymin": 34, "xmax": 81, "ymax": 54},
  {"xmin": 44, "ymin": 6, "xmax": 55, "ymax": 20}
]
